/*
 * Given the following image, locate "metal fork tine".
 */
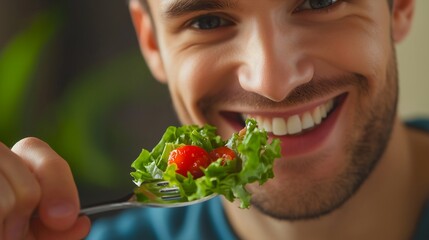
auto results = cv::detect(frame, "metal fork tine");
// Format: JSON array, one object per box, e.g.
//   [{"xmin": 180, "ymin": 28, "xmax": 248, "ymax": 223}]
[
  {"xmin": 161, "ymin": 195, "xmax": 183, "ymax": 201},
  {"xmin": 159, "ymin": 187, "xmax": 180, "ymax": 194},
  {"xmin": 155, "ymin": 181, "xmax": 170, "ymax": 186},
  {"xmin": 141, "ymin": 180, "xmax": 181, "ymax": 197}
]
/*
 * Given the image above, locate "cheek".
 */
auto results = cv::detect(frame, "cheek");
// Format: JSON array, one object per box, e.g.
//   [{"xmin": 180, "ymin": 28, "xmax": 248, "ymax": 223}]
[
  {"xmin": 302, "ymin": 8, "xmax": 392, "ymax": 88},
  {"xmin": 162, "ymin": 46, "xmax": 232, "ymax": 123},
  {"xmin": 176, "ymin": 56, "xmax": 216, "ymax": 97},
  {"xmin": 317, "ymin": 28, "xmax": 389, "ymax": 77}
]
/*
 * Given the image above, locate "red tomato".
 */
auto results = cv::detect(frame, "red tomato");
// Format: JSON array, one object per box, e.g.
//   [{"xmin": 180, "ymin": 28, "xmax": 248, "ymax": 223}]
[
  {"xmin": 168, "ymin": 145, "xmax": 211, "ymax": 178},
  {"xmin": 209, "ymin": 146, "xmax": 236, "ymax": 165}
]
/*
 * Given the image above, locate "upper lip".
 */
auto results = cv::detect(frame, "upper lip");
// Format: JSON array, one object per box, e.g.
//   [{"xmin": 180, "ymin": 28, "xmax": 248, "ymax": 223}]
[{"xmin": 220, "ymin": 92, "xmax": 345, "ymax": 118}]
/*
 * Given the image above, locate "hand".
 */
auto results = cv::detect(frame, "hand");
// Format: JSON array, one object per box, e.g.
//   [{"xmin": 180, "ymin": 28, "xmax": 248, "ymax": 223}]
[{"xmin": 0, "ymin": 137, "xmax": 91, "ymax": 240}]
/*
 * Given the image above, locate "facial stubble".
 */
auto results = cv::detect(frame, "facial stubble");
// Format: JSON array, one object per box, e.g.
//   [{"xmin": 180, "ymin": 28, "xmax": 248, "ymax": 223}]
[{"xmin": 249, "ymin": 50, "xmax": 399, "ymax": 221}]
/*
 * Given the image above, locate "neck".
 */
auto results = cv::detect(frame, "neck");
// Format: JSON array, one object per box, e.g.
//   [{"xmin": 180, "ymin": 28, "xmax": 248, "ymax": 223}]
[{"xmin": 224, "ymin": 118, "xmax": 427, "ymax": 240}]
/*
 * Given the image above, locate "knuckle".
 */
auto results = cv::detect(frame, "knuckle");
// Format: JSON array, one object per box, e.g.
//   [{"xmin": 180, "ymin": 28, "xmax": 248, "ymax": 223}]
[
  {"xmin": 12, "ymin": 137, "xmax": 47, "ymax": 153},
  {"xmin": 12, "ymin": 137, "xmax": 65, "ymax": 169},
  {"xmin": 38, "ymin": 155, "xmax": 71, "ymax": 175}
]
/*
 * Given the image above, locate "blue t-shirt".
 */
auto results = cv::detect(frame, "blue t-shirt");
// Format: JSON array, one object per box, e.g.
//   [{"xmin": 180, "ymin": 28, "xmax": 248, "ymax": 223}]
[
  {"xmin": 87, "ymin": 119, "xmax": 429, "ymax": 240},
  {"xmin": 87, "ymin": 197, "xmax": 236, "ymax": 240}
]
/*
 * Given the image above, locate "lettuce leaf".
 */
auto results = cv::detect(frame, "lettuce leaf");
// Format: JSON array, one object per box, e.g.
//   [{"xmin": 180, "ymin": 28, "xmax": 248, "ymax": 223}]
[{"xmin": 130, "ymin": 119, "xmax": 281, "ymax": 208}]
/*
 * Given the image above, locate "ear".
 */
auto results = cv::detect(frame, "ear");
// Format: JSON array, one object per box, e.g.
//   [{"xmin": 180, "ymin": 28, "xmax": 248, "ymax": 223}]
[
  {"xmin": 129, "ymin": 0, "xmax": 167, "ymax": 83},
  {"xmin": 391, "ymin": 0, "xmax": 415, "ymax": 43}
]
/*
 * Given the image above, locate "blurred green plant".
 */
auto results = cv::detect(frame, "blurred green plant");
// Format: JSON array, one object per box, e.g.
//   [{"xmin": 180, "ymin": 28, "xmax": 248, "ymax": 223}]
[
  {"xmin": 48, "ymin": 53, "xmax": 159, "ymax": 187},
  {"xmin": 0, "ymin": 7, "xmax": 62, "ymax": 145},
  {"xmin": 0, "ymin": 4, "xmax": 173, "ymax": 192}
]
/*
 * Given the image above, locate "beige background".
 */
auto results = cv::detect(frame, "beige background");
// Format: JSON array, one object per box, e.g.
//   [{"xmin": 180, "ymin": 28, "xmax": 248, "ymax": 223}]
[{"xmin": 397, "ymin": 0, "xmax": 429, "ymax": 118}]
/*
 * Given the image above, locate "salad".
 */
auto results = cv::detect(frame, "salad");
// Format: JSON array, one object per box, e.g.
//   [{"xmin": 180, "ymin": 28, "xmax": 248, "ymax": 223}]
[{"xmin": 130, "ymin": 119, "xmax": 281, "ymax": 208}]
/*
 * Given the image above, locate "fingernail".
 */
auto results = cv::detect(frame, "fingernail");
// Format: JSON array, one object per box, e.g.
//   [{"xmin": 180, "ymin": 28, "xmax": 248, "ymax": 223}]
[{"xmin": 48, "ymin": 202, "xmax": 75, "ymax": 218}]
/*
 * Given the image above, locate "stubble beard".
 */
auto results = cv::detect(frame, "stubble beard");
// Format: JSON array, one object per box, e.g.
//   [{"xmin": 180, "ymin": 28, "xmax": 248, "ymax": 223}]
[{"xmin": 248, "ymin": 51, "xmax": 399, "ymax": 221}]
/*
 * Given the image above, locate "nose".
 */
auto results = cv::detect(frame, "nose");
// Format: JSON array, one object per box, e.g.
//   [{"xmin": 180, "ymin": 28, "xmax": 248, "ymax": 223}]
[{"xmin": 237, "ymin": 21, "xmax": 314, "ymax": 102}]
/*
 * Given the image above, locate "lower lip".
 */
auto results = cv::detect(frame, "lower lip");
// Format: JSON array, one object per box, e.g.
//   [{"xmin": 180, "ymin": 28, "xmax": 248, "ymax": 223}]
[{"xmin": 273, "ymin": 94, "xmax": 347, "ymax": 157}]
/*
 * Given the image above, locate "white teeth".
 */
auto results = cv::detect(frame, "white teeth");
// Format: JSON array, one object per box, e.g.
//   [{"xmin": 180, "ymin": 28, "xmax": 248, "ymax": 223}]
[
  {"xmin": 301, "ymin": 112, "xmax": 315, "ymax": 130},
  {"xmin": 287, "ymin": 115, "xmax": 302, "ymax": 135},
  {"xmin": 243, "ymin": 98, "xmax": 336, "ymax": 136},
  {"xmin": 272, "ymin": 118, "xmax": 287, "ymax": 135},
  {"xmin": 326, "ymin": 99, "xmax": 334, "ymax": 112},
  {"xmin": 312, "ymin": 106, "xmax": 322, "ymax": 125},
  {"xmin": 320, "ymin": 104, "xmax": 327, "ymax": 118},
  {"xmin": 263, "ymin": 118, "xmax": 272, "ymax": 132}
]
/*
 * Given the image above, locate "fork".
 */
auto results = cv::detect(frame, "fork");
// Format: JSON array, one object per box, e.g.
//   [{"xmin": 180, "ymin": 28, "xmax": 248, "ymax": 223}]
[{"xmin": 80, "ymin": 180, "xmax": 216, "ymax": 216}]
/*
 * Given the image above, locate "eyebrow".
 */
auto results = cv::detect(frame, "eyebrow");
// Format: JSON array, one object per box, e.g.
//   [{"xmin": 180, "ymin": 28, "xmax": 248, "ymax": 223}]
[{"xmin": 162, "ymin": 0, "xmax": 238, "ymax": 18}]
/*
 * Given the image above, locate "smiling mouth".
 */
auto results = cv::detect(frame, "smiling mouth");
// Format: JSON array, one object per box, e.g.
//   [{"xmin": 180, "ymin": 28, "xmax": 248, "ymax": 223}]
[{"xmin": 222, "ymin": 93, "xmax": 346, "ymax": 137}]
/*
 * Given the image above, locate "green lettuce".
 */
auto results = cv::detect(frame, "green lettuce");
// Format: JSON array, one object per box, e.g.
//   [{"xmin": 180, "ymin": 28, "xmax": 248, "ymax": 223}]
[{"xmin": 130, "ymin": 119, "xmax": 281, "ymax": 208}]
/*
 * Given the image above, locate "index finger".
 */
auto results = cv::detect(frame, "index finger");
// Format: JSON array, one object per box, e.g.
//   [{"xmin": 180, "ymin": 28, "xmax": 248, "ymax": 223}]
[{"xmin": 11, "ymin": 137, "xmax": 81, "ymax": 232}]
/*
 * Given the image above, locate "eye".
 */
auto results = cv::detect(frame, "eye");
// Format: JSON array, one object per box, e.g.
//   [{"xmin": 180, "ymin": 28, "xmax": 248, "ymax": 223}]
[
  {"xmin": 189, "ymin": 15, "xmax": 233, "ymax": 30},
  {"xmin": 298, "ymin": 0, "xmax": 339, "ymax": 10}
]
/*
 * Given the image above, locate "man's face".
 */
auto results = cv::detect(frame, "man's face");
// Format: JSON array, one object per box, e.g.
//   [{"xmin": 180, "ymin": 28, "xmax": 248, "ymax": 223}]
[{"xmin": 144, "ymin": 0, "xmax": 398, "ymax": 220}]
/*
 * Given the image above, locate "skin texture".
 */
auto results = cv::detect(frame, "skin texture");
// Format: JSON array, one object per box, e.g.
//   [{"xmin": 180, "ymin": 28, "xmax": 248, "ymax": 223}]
[
  {"xmin": 0, "ymin": 138, "xmax": 90, "ymax": 239},
  {"xmin": 0, "ymin": 0, "xmax": 426, "ymax": 239},
  {"xmin": 129, "ymin": 0, "xmax": 429, "ymax": 239},
  {"xmin": 133, "ymin": 0, "xmax": 397, "ymax": 219}
]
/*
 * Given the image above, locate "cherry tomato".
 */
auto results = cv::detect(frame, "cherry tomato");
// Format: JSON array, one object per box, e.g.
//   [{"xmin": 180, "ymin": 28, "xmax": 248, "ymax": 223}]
[
  {"xmin": 209, "ymin": 146, "xmax": 236, "ymax": 165},
  {"xmin": 168, "ymin": 145, "xmax": 211, "ymax": 178}
]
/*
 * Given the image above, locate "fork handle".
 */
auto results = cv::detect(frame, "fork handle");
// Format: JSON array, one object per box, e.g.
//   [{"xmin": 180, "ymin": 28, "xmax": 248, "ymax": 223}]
[
  {"xmin": 31, "ymin": 193, "xmax": 136, "ymax": 218},
  {"xmin": 80, "ymin": 202, "xmax": 142, "ymax": 216},
  {"xmin": 79, "ymin": 192, "xmax": 137, "ymax": 216}
]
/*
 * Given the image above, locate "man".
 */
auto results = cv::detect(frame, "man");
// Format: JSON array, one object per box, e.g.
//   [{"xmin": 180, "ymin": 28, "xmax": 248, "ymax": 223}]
[{"xmin": 0, "ymin": 0, "xmax": 428, "ymax": 239}]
